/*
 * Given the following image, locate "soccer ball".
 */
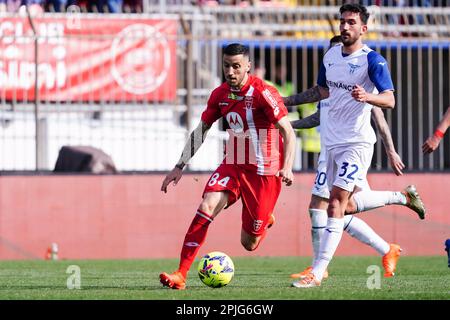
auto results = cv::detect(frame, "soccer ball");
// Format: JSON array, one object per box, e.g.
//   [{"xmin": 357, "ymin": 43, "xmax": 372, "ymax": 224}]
[{"xmin": 197, "ymin": 251, "xmax": 235, "ymax": 288}]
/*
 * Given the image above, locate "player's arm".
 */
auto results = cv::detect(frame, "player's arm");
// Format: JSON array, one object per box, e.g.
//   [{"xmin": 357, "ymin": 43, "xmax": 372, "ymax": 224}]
[
  {"xmin": 284, "ymin": 61, "xmax": 329, "ymax": 107},
  {"xmin": 161, "ymin": 121, "xmax": 211, "ymax": 193},
  {"xmin": 357, "ymin": 52, "xmax": 396, "ymax": 109},
  {"xmin": 291, "ymin": 109, "xmax": 320, "ymax": 129},
  {"xmin": 352, "ymin": 85, "xmax": 395, "ymax": 109},
  {"xmin": 422, "ymin": 106, "xmax": 450, "ymax": 154},
  {"xmin": 284, "ymin": 60, "xmax": 329, "ymax": 107},
  {"xmin": 371, "ymin": 107, "xmax": 404, "ymax": 176},
  {"xmin": 275, "ymin": 116, "xmax": 296, "ymax": 186},
  {"xmin": 283, "ymin": 85, "xmax": 329, "ymax": 107}
]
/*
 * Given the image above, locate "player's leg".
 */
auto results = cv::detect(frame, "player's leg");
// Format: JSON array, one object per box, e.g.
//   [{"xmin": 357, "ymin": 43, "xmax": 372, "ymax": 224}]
[
  {"xmin": 309, "ymin": 163, "xmax": 330, "ymax": 267},
  {"xmin": 239, "ymin": 173, "xmax": 281, "ymax": 251},
  {"xmin": 178, "ymin": 191, "xmax": 229, "ymax": 277},
  {"xmin": 291, "ymin": 159, "xmax": 329, "ymax": 278},
  {"xmin": 160, "ymin": 165, "xmax": 240, "ymax": 290},
  {"xmin": 314, "ymin": 186, "xmax": 349, "ymax": 280},
  {"xmin": 343, "ymin": 181, "xmax": 402, "ymax": 277},
  {"xmin": 290, "ymin": 195, "xmax": 329, "ymax": 279},
  {"xmin": 343, "ymin": 214, "xmax": 401, "ymax": 277},
  {"xmin": 293, "ymin": 146, "xmax": 366, "ymax": 288},
  {"xmin": 345, "ymin": 186, "xmax": 426, "ymax": 219},
  {"xmin": 159, "ymin": 191, "xmax": 229, "ymax": 290},
  {"xmin": 290, "ymin": 176, "xmax": 329, "ymax": 280}
]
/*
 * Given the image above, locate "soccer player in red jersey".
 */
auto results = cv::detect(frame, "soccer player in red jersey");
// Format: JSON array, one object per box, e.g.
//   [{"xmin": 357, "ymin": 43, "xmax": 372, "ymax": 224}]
[
  {"xmin": 159, "ymin": 43, "xmax": 296, "ymax": 290},
  {"xmin": 422, "ymin": 106, "xmax": 450, "ymax": 154}
]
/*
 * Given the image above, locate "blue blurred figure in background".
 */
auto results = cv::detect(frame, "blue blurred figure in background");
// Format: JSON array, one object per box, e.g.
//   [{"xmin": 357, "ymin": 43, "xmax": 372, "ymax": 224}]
[
  {"xmin": 91, "ymin": 0, "xmax": 122, "ymax": 12},
  {"xmin": 445, "ymin": 239, "xmax": 450, "ymax": 267},
  {"xmin": 45, "ymin": 0, "xmax": 122, "ymax": 12},
  {"xmin": 46, "ymin": 0, "xmax": 77, "ymax": 12}
]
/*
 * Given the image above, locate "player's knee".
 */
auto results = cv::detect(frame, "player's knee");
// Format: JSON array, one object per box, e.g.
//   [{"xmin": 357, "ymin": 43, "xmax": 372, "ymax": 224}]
[
  {"xmin": 198, "ymin": 199, "xmax": 216, "ymax": 215},
  {"xmin": 345, "ymin": 199, "xmax": 357, "ymax": 214},
  {"xmin": 241, "ymin": 241, "xmax": 257, "ymax": 251},
  {"xmin": 241, "ymin": 238, "xmax": 259, "ymax": 251},
  {"xmin": 328, "ymin": 197, "xmax": 342, "ymax": 215},
  {"xmin": 309, "ymin": 196, "xmax": 328, "ymax": 210}
]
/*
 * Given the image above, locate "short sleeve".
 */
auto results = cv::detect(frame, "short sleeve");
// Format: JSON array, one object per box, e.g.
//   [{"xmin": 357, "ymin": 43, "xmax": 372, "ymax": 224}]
[
  {"xmin": 260, "ymin": 85, "xmax": 289, "ymax": 124},
  {"xmin": 368, "ymin": 51, "xmax": 395, "ymax": 93},
  {"xmin": 201, "ymin": 89, "xmax": 222, "ymax": 125},
  {"xmin": 317, "ymin": 61, "xmax": 328, "ymax": 88}
]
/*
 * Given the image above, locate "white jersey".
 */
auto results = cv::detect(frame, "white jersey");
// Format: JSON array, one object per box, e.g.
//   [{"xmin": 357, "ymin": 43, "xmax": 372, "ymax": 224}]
[
  {"xmin": 317, "ymin": 99, "xmax": 330, "ymax": 163},
  {"xmin": 317, "ymin": 44, "xmax": 394, "ymax": 149}
]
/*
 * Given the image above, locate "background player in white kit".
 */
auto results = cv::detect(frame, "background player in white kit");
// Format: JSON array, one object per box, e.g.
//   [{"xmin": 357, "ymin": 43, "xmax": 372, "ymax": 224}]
[
  {"xmin": 286, "ymin": 36, "xmax": 426, "ymax": 282},
  {"xmin": 283, "ymin": 3, "xmax": 426, "ymax": 288}
]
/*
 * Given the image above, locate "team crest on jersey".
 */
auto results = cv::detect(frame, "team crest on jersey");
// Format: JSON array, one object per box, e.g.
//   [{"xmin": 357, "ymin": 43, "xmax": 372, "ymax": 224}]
[
  {"xmin": 348, "ymin": 63, "xmax": 361, "ymax": 74},
  {"xmin": 253, "ymin": 220, "xmax": 263, "ymax": 232},
  {"xmin": 228, "ymin": 93, "xmax": 244, "ymax": 101},
  {"xmin": 244, "ymin": 96, "xmax": 253, "ymax": 110},
  {"xmin": 226, "ymin": 112, "xmax": 244, "ymax": 133}
]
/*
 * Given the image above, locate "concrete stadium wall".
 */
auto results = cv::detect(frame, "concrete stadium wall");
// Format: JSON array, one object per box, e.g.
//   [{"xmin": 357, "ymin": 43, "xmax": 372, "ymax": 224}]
[{"xmin": 0, "ymin": 173, "xmax": 448, "ymax": 260}]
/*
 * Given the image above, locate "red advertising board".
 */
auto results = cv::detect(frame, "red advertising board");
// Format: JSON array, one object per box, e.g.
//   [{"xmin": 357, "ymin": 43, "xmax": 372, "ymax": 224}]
[{"xmin": 0, "ymin": 16, "xmax": 177, "ymax": 102}]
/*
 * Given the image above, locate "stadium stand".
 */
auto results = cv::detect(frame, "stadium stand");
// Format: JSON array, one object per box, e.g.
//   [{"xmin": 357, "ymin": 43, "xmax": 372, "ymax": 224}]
[{"xmin": 0, "ymin": 3, "xmax": 448, "ymax": 171}]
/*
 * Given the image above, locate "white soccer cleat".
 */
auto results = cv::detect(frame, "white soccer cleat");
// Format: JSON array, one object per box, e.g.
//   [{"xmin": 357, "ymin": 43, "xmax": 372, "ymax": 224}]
[{"xmin": 291, "ymin": 272, "xmax": 321, "ymax": 288}]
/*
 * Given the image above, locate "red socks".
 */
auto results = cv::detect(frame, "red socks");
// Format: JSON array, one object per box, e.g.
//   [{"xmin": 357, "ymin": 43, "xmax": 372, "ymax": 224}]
[{"xmin": 178, "ymin": 210, "xmax": 213, "ymax": 278}]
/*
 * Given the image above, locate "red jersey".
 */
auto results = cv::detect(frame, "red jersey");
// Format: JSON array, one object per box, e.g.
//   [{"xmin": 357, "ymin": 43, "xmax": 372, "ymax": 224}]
[{"xmin": 201, "ymin": 75, "xmax": 288, "ymax": 175}]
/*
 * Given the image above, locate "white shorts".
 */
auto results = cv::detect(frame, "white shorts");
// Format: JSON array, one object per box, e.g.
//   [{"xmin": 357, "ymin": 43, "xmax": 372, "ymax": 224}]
[
  {"xmin": 325, "ymin": 144, "xmax": 373, "ymax": 193},
  {"xmin": 311, "ymin": 158, "xmax": 371, "ymax": 199}
]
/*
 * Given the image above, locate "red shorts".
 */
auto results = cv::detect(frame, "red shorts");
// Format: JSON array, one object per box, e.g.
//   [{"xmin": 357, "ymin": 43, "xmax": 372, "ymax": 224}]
[{"xmin": 203, "ymin": 164, "xmax": 281, "ymax": 236}]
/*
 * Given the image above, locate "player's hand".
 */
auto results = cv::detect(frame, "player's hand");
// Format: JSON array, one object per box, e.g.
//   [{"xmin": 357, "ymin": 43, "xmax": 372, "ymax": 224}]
[
  {"xmin": 422, "ymin": 135, "xmax": 441, "ymax": 154},
  {"xmin": 161, "ymin": 167, "xmax": 183, "ymax": 193},
  {"xmin": 276, "ymin": 169, "xmax": 294, "ymax": 186},
  {"xmin": 387, "ymin": 151, "xmax": 405, "ymax": 176},
  {"xmin": 351, "ymin": 84, "xmax": 368, "ymax": 103}
]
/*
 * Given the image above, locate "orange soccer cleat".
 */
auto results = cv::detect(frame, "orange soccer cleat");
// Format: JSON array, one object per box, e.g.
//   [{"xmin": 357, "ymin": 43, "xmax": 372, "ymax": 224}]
[
  {"xmin": 382, "ymin": 244, "xmax": 402, "ymax": 277},
  {"xmin": 159, "ymin": 271, "xmax": 186, "ymax": 290},
  {"xmin": 291, "ymin": 272, "xmax": 321, "ymax": 288},
  {"xmin": 290, "ymin": 266, "xmax": 328, "ymax": 280}
]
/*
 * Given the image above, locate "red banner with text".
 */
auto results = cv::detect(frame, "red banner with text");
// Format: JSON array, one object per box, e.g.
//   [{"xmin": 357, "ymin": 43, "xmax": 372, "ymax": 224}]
[{"xmin": 0, "ymin": 16, "xmax": 177, "ymax": 102}]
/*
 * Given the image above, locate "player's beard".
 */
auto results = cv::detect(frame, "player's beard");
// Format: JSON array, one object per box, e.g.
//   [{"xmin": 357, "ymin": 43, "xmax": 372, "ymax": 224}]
[
  {"xmin": 227, "ymin": 74, "xmax": 247, "ymax": 90},
  {"xmin": 341, "ymin": 31, "xmax": 361, "ymax": 47},
  {"xmin": 226, "ymin": 77, "xmax": 238, "ymax": 88},
  {"xmin": 341, "ymin": 36, "xmax": 358, "ymax": 47}
]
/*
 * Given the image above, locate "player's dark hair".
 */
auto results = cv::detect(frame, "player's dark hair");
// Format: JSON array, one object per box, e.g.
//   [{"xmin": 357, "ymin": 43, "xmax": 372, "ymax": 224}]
[
  {"xmin": 340, "ymin": 3, "xmax": 370, "ymax": 25},
  {"xmin": 223, "ymin": 43, "xmax": 249, "ymax": 57},
  {"xmin": 329, "ymin": 35, "xmax": 342, "ymax": 48}
]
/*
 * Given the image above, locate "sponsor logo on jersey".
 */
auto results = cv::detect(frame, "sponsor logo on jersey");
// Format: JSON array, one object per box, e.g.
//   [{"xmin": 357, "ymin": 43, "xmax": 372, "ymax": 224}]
[
  {"xmin": 262, "ymin": 88, "xmax": 278, "ymax": 109},
  {"xmin": 326, "ymin": 80, "xmax": 356, "ymax": 92},
  {"xmin": 262, "ymin": 88, "xmax": 280, "ymax": 116},
  {"xmin": 226, "ymin": 112, "xmax": 245, "ymax": 133},
  {"xmin": 219, "ymin": 102, "xmax": 229, "ymax": 107},
  {"xmin": 228, "ymin": 93, "xmax": 244, "ymax": 101},
  {"xmin": 253, "ymin": 220, "xmax": 263, "ymax": 232}
]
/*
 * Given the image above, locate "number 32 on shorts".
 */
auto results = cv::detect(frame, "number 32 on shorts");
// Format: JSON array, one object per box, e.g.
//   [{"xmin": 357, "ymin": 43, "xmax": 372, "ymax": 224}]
[
  {"xmin": 338, "ymin": 162, "xmax": 359, "ymax": 180},
  {"xmin": 208, "ymin": 173, "xmax": 230, "ymax": 187}
]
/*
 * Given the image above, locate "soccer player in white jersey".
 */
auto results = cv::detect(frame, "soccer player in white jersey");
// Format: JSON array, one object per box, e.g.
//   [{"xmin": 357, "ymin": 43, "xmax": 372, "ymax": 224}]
[
  {"xmin": 287, "ymin": 36, "xmax": 426, "ymax": 282},
  {"xmin": 283, "ymin": 3, "xmax": 426, "ymax": 288}
]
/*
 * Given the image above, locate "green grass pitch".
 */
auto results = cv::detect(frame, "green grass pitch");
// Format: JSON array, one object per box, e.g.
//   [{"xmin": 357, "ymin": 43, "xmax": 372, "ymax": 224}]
[{"xmin": 0, "ymin": 256, "xmax": 448, "ymax": 300}]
